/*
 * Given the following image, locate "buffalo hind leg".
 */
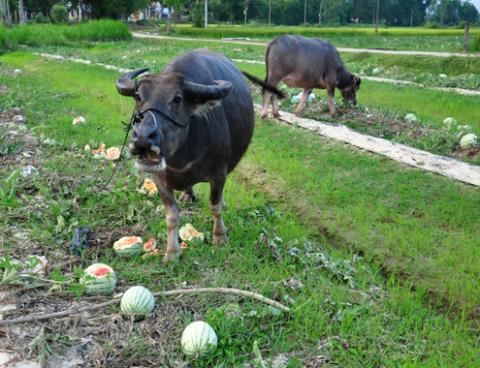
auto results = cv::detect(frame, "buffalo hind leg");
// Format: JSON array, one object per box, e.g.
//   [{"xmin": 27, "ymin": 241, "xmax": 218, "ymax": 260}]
[
  {"xmin": 295, "ymin": 88, "xmax": 312, "ymax": 117},
  {"xmin": 153, "ymin": 173, "xmax": 180, "ymax": 264},
  {"xmin": 327, "ymin": 85, "xmax": 337, "ymax": 116},
  {"xmin": 263, "ymin": 75, "xmax": 282, "ymax": 118},
  {"xmin": 178, "ymin": 187, "xmax": 197, "ymax": 203},
  {"xmin": 271, "ymin": 94, "xmax": 280, "ymax": 118},
  {"xmin": 210, "ymin": 175, "xmax": 228, "ymax": 246},
  {"xmin": 261, "ymin": 91, "xmax": 272, "ymax": 119}
]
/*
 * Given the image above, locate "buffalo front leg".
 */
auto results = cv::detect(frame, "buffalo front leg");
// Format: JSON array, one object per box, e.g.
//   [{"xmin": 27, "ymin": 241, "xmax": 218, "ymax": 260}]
[
  {"xmin": 153, "ymin": 174, "xmax": 180, "ymax": 264},
  {"xmin": 295, "ymin": 88, "xmax": 312, "ymax": 117},
  {"xmin": 210, "ymin": 176, "xmax": 227, "ymax": 245},
  {"xmin": 327, "ymin": 86, "xmax": 337, "ymax": 116}
]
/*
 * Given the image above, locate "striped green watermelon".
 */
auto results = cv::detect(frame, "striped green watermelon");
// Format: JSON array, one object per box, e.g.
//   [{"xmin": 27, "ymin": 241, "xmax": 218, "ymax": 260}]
[
  {"xmin": 120, "ymin": 286, "xmax": 155, "ymax": 321},
  {"xmin": 113, "ymin": 236, "xmax": 143, "ymax": 257},
  {"xmin": 80, "ymin": 263, "xmax": 117, "ymax": 295}
]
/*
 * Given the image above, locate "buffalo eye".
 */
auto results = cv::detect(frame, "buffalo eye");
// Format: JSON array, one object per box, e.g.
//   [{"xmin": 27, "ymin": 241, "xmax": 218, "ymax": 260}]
[
  {"xmin": 134, "ymin": 93, "xmax": 141, "ymax": 102},
  {"xmin": 172, "ymin": 94, "xmax": 182, "ymax": 104}
]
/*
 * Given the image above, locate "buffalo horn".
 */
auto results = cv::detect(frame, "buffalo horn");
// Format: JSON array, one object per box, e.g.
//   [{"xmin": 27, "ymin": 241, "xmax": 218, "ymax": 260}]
[
  {"xmin": 115, "ymin": 68, "xmax": 149, "ymax": 96},
  {"xmin": 184, "ymin": 80, "xmax": 232, "ymax": 101}
]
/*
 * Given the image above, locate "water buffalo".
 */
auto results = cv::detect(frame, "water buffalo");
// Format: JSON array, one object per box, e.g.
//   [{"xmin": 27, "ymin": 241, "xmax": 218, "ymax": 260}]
[
  {"xmin": 261, "ymin": 35, "xmax": 361, "ymax": 118},
  {"xmin": 116, "ymin": 50, "xmax": 282, "ymax": 263}
]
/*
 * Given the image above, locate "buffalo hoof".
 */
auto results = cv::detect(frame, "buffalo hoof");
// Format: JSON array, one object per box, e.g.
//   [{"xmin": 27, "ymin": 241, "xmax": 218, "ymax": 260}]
[
  {"xmin": 212, "ymin": 234, "xmax": 228, "ymax": 246},
  {"xmin": 261, "ymin": 113, "xmax": 268, "ymax": 119},
  {"xmin": 272, "ymin": 112, "xmax": 280, "ymax": 118},
  {"xmin": 162, "ymin": 251, "xmax": 179, "ymax": 264},
  {"xmin": 179, "ymin": 191, "xmax": 197, "ymax": 203},
  {"xmin": 295, "ymin": 111, "xmax": 302, "ymax": 118}
]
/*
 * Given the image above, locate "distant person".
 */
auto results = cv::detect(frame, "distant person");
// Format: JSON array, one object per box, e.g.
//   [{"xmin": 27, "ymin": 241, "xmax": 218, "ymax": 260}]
[
  {"xmin": 162, "ymin": 6, "xmax": 169, "ymax": 19},
  {"xmin": 155, "ymin": 2, "xmax": 162, "ymax": 19}
]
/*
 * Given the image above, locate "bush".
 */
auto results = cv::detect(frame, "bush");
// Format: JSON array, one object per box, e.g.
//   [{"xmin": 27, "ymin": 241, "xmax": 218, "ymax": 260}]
[
  {"xmin": 32, "ymin": 12, "xmax": 50, "ymax": 24},
  {"xmin": 8, "ymin": 24, "xmax": 67, "ymax": 46},
  {"xmin": 7, "ymin": 20, "xmax": 131, "ymax": 47},
  {"xmin": 0, "ymin": 26, "xmax": 15, "ymax": 54},
  {"xmin": 50, "ymin": 4, "xmax": 68, "ymax": 24},
  {"xmin": 191, "ymin": 3, "xmax": 204, "ymax": 28},
  {"xmin": 472, "ymin": 37, "xmax": 480, "ymax": 52},
  {"xmin": 63, "ymin": 20, "xmax": 132, "ymax": 42}
]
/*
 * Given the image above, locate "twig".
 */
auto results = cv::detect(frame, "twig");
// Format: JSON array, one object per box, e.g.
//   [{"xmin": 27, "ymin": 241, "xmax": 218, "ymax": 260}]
[{"xmin": 0, "ymin": 287, "xmax": 290, "ymax": 326}]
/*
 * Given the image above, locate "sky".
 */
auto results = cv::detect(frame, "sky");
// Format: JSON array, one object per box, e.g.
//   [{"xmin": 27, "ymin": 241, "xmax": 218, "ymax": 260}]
[{"xmin": 473, "ymin": 0, "xmax": 480, "ymax": 11}]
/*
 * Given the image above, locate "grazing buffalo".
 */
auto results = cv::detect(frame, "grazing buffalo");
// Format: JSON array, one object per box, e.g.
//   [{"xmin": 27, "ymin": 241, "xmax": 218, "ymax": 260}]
[
  {"xmin": 261, "ymin": 35, "xmax": 361, "ymax": 118},
  {"xmin": 116, "ymin": 50, "xmax": 282, "ymax": 263}
]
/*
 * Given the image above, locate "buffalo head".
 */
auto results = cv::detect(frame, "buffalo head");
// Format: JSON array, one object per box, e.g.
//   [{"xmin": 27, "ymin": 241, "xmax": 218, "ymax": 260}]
[
  {"xmin": 116, "ymin": 68, "xmax": 232, "ymax": 173},
  {"xmin": 340, "ymin": 74, "xmax": 361, "ymax": 106}
]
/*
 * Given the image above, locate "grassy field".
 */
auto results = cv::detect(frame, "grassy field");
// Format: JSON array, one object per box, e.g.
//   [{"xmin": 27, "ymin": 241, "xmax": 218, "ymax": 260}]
[
  {"xmin": 147, "ymin": 23, "xmax": 480, "ymax": 52},
  {"xmin": 0, "ymin": 20, "xmax": 131, "ymax": 53},
  {"xmin": 24, "ymin": 39, "xmax": 480, "ymax": 164},
  {"xmin": 0, "ymin": 42, "xmax": 479, "ymax": 366},
  {"xmin": 33, "ymin": 36, "xmax": 480, "ymax": 91}
]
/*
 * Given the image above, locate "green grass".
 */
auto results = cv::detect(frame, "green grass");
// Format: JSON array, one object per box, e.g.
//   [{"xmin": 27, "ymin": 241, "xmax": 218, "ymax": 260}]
[
  {"xmin": 32, "ymin": 36, "xmax": 480, "ymax": 91},
  {"xmin": 165, "ymin": 24, "xmax": 480, "ymax": 37},
  {"xmin": 19, "ymin": 38, "xmax": 480, "ymax": 163},
  {"xmin": 1, "ymin": 50, "xmax": 480, "ymax": 366},
  {"xmin": 2, "ymin": 20, "xmax": 131, "ymax": 50},
  {"xmin": 149, "ymin": 24, "xmax": 480, "ymax": 52}
]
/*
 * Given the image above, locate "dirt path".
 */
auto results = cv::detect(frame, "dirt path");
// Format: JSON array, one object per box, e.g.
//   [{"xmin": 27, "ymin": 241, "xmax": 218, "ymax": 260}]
[
  {"xmin": 132, "ymin": 31, "xmax": 480, "ymax": 59},
  {"xmin": 256, "ymin": 104, "xmax": 480, "ymax": 187}
]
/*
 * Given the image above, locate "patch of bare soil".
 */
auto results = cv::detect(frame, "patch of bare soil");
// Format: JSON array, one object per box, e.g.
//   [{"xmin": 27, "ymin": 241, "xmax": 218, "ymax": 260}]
[
  {"xmin": 0, "ymin": 108, "xmax": 192, "ymax": 367},
  {"xmin": 0, "ymin": 108, "xmax": 40, "ymax": 168},
  {"xmin": 304, "ymin": 102, "xmax": 435, "ymax": 141}
]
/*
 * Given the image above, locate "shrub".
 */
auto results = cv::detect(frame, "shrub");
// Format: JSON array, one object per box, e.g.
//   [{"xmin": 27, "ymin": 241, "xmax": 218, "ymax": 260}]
[
  {"xmin": 7, "ymin": 20, "xmax": 131, "ymax": 48},
  {"xmin": 191, "ymin": 3, "xmax": 204, "ymax": 28},
  {"xmin": 8, "ymin": 24, "xmax": 67, "ymax": 47},
  {"xmin": 50, "ymin": 4, "xmax": 68, "ymax": 24},
  {"xmin": 63, "ymin": 20, "xmax": 132, "ymax": 42},
  {"xmin": 472, "ymin": 37, "xmax": 480, "ymax": 52},
  {"xmin": 32, "ymin": 12, "xmax": 50, "ymax": 24},
  {"xmin": 0, "ymin": 26, "xmax": 14, "ymax": 54}
]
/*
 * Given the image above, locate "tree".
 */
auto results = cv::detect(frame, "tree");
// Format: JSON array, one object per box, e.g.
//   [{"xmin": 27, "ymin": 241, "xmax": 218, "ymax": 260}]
[
  {"xmin": 459, "ymin": 0, "xmax": 479, "ymax": 23},
  {"xmin": 68, "ymin": 0, "xmax": 149, "ymax": 19}
]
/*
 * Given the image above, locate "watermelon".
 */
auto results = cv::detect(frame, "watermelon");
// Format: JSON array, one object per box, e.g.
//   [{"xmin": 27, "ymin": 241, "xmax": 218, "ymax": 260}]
[
  {"xmin": 113, "ymin": 236, "xmax": 143, "ymax": 257},
  {"xmin": 460, "ymin": 133, "xmax": 478, "ymax": 149},
  {"xmin": 181, "ymin": 321, "xmax": 218, "ymax": 357},
  {"xmin": 404, "ymin": 113, "xmax": 419, "ymax": 124},
  {"xmin": 120, "ymin": 286, "xmax": 155, "ymax": 321},
  {"xmin": 80, "ymin": 263, "xmax": 116, "ymax": 295}
]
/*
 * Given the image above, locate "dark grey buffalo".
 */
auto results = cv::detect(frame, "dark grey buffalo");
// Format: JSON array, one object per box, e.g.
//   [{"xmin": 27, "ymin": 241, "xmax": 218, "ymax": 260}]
[
  {"xmin": 261, "ymin": 35, "xmax": 361, "ymax": 118},
  {"xmin": 116, "ymin": 50, "xmax": 282, "ymax": 263}
]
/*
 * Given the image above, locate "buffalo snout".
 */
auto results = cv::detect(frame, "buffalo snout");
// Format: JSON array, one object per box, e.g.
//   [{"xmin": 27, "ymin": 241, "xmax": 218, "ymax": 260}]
[{"xmin": 130, "ymin": 116, "xmax": 162, "ymax": 157}]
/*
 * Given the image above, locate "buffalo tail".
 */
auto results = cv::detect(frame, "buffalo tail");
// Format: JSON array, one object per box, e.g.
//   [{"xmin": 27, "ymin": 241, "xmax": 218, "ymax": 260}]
[{"xmin": 242, "ymin": 71, "xmax": 286, "ymax": 99}]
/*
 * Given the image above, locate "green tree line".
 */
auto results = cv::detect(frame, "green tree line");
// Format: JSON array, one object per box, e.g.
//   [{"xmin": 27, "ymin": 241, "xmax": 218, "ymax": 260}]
[{"xmin": 8, "ymin": 0, "xmax": 480, "ymax": 26}]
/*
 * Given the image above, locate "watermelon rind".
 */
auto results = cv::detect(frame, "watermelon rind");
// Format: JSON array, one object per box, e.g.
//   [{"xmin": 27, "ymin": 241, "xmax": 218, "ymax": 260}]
[{"xmin": 113, "ymin": 236, "xmax": 143, "ymax": 257}]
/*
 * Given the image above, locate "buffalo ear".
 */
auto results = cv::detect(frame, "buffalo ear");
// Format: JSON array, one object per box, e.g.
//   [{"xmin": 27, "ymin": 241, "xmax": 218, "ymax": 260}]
[{"xmin": 356, "ymin": 76, "xmax": 362, "ymax": 87}]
